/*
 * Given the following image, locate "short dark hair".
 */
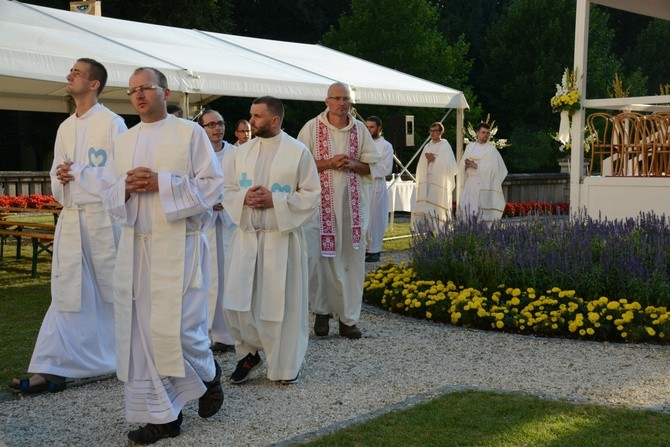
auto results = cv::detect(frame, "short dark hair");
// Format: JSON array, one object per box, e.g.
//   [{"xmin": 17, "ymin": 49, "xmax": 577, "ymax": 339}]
[
  {"xmin": 252, "ymin": 96, "xmax": 284, "ymax": 123},
  {"xmin": 77, "ymin": 58, "xmax": 107, "ymax": 96},
  {"xmin": 366, "ymin": 116, "xmax": 382, "ymax": 127},
  {"xmin": 198, "ymin": 109, "xmax": 223, "ymax": 126},
  {"xmin": 133, "ymin": 67, "xmax": 168, "ymax": 89},
  {"xmin": 476, "ymin": 122, "xmax": 491, "ymax": 131},
  {"xmin": 167, "ymin": 104, "xmax": 183, "ymax": 117},
  {"xmin": 234, "ymin": 119, "xmax": 250, "ymax": 130}
]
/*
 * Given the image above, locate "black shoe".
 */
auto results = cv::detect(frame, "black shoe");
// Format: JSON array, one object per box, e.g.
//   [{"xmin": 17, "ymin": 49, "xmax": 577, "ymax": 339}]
[
  {"xmin": 365, "ymin": 252, "xmax": 380, "ymax": 262},
  {"xmin": 314, "ymin": 313, "xmax": 330, "ymax": 336},
  {"xmin": 339, "ymin": 321, "xmax": 362, "ymax": 339},
  {"xmin": 127, "ymin": 413, "xmax": 182, "ymax": 445},
  {"xmin": 211, "ymin": 342, "xmax": 234, "ymax": 353},
  {"xmin": 199, "ymin": 360, "xmax": 224, "ymax": 418},
  {"xmin": 229, "ymin": 352, "xmax": 263, "ymax": 384},
  {"xmin": 278, "ymin": 371, "xmax": 301, "ymax": 385}
]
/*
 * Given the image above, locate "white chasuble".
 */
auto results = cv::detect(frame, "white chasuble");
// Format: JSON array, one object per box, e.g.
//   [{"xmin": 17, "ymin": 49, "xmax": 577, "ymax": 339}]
[
  {"xmin": 51, "ymin": 104, "xmax": 122, "ymax": 311},
  {"xmin": 112, "ymin": 118, "xmax": 191, "ymax": 380},
  {"xmin": 224, "ymin": 133, "xmax": 319, "ymax": 322}
]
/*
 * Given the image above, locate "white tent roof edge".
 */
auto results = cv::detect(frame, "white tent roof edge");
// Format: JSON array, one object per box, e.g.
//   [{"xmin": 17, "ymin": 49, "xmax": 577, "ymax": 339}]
[{"xmin": 0, "ymin": 0, "xmax": 469, "ymax": 112}]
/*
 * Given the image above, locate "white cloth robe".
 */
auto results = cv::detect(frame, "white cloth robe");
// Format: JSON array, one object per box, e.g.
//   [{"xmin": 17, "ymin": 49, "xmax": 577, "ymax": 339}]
[
  {"xmin": 297, "ymin": 111, "xmax": 381, "ymax": 325},
  {"xmin": 205, "ymin": 141, "xmax": 236, "ymax": 345},
  {"xmin": 458, "ymin": 142, "xmax": 508, "ymax": 223},
  {"xmin": 102, "ymin": 115, "xmax": 223, "ymax": 424},
  {"xmin": 29, "ymin": 103, "xmax": 126, "ymax": 379},
  {"xmin": 411, "ymin": 139, "xmax": 458, "ymax": 232},
  {"xmin": 223, "ymin": 132, "xmax": 320, "ymax": 381},
  {"xmin": 366, "ymin": 136, "xmax": 393, "ymax": 253}
]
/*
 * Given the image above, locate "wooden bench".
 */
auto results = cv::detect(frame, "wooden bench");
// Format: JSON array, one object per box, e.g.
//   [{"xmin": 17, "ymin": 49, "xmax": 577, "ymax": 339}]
[
  {"xmin": 0, "ymin": 220, "xmax": 56, "ymax": 278},
  {"xmin": 0, "ymin": 204, "xmax": 62, "ymax": 224}
]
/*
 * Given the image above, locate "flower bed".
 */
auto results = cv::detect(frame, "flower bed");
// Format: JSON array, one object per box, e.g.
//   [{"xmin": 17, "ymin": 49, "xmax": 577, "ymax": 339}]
[
  {"xmin": 364, "ymin": 260, "xmax": 670, "ymax": 344},
  {"xmin": 503, "ymin": 201, "xmax": 569, "ymax": 218},
  {"xmin": 365, "ymin": 211, "xmax": 670, "ymax": 345},
  {"xmin": 0, "ymin": 194, "xmax": 56, "ymax": 209}
]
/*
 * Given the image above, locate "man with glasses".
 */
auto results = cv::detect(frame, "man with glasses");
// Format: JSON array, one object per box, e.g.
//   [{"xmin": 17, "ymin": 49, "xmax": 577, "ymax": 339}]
[
  {"xmin": 198, "ymin": 109, "xmax": 236, "ymax": 354},
  {"xmin": 102, "ymin": 67, "xmax": 224, "ymax": 444},
  {"xmin": 10, "ymin": 58, "xmax": 126, "ymax": 395},
  {"xmin": 233, "ymin": 119, "xmax": 252, "ymax": 146},
  {"xmin": 411, "ymin": 122, "xmax": 458, "ymax": 232},
  {"xmin": 298, "ymin": 82, "xmax": 380, "ymax": 339}
]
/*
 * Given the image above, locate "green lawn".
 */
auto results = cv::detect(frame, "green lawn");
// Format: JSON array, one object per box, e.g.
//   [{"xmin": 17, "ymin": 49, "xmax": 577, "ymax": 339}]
[
  {"xmin": 302, "ymin": 390, "xmax": 670, "ymax": 447},
  {"xmin": 0, "ymin": 242, "xmax": 51, "ymax": 389}
]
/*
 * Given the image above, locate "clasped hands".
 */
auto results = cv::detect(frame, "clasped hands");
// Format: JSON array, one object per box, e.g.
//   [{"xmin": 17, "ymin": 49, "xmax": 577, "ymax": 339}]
[
  {"xmin": 125, "ymin": 167, "xmax": 159, "ymax": 194},
  {"xmin": 464, "ymin": 158, "xmax": 478, "ymax": 169},
  {"xmin": 330, "ymin": 154, "xmax": 358, "ymax": 171},
  {"xmin": 244, "ymin": 185, "xmax": 273, "ymax": 209},
  {"xmin": 56, "ymin": 161, "xmax": 74, "ymax": 185}
]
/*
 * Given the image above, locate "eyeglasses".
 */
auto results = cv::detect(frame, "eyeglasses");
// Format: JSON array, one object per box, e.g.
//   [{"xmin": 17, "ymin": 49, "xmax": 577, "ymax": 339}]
[
  {"xmin": 327, "ymin": 96, "xmax": 352, "ymax": 102},
  {"xmin": 236, "ymin": 129, "xmax": 251, "ymax": 133},
  {"xmin": 126, "ymin": 84, "xmax": 163, "ymax": 96},
  {"xmin": 203, "ymin": 121, "xmax": 225, "ymax": 129}
]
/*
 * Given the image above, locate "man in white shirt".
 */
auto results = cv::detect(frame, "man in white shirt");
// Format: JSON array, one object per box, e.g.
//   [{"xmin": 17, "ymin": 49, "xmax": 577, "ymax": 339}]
[
  {"xmin": 411, "ymin": 122, "xmax": 458, "ymax": 232},
  {"xmin": 102, "ymin": 67, "xmax": 224, "ymax": 444},
  {"xmin": 364, "ymin": 116, "xmax": 393, "ymax": 263},
  {"xmin": 459, "ymin": 122, "xmax": 508, "ymax": 223},
  {"xmin": 297, "ymin": 82, "xmax": 381, "ymax": 339},
  {"xmin": 198, "ymin": 109, "xmax": 236, "ymax": 353},
  {"xmin": 233, "ymin": 119, "xmax": 252, "ymax": 146},
  {"xmin": 10, "ymin": 58, "xmax": 126, "ymax": 395},
  {"xmin": 223, "ymin": 96, "xmax": 320, "ymax": 384}
]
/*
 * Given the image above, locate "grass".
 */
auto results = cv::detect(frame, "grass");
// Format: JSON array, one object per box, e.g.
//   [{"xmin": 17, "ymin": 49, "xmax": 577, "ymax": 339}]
[
  {"xmin": 0, "ymin": 242, "xmax": 51, "ymax": 389},
  {"xmin": 382, "ymin": 214, "xmax": 411, "ymax": 252},
  {"xmin": 302, "ymin": 390, "xmax": 670, "ymax": 447}
]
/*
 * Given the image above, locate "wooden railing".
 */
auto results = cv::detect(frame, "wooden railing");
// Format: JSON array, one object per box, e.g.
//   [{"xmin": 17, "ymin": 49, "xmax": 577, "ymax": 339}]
[{"xmin": 0, "ymin": 171, "xmax": 51, "ymax": 196}]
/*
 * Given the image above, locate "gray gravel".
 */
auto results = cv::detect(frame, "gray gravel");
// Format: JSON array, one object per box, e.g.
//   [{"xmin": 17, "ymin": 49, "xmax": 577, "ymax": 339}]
[{"xmin": 2, "ymin": 250, "xmax": 670, "ymax": 447}]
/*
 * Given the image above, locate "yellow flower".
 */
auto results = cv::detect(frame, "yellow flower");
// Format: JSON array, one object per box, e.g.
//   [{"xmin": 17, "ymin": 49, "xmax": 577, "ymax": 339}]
[
  {"xmin": 426, "ymin": 311, "xmax": 432, "ymax": 319},
  {"xmin": 646, "ymin": 327, "xmax": 656, "ymax": 337},
  {"xmin": 495, "ymin": 320, "xmax": 504, "ymax": 329}
]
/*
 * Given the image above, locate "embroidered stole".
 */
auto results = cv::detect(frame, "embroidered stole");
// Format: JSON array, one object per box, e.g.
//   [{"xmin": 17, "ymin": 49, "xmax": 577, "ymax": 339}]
[{"xmin": 315, "ymin": 117, "xmax": 362, "ymax": 257}]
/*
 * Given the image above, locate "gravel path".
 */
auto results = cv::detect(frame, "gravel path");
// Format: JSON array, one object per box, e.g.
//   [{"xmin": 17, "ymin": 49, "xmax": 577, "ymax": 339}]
[{"xmin": 2, "ymin": 251, "xmax": 669, "ymax": 447}]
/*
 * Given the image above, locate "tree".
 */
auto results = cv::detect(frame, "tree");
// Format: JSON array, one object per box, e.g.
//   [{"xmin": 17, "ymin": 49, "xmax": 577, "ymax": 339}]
[
  {"xmin": 479, "ymin": 0, "xmax": 621, "ymax": 172},
  {"xmin": 319, "ymin": 0, "xmax": 476, "ymax": 170},
  {"xmin": 626, "ymin": 19, "xmax": 670, "ymax": 95},
  {"xmin": 230, "ymin": 0, "xmax": 350, "ymax": 43}
]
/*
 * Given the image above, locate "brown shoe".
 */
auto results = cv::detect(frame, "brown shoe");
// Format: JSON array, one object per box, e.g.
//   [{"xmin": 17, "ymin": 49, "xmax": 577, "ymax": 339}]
[
  {"xmin": 314, "ymin": 313, "xmax": 330, "ymax": 336},
  {"xmin": 339, "ymin": 321, "xmax": 362, "ymax": 339}
]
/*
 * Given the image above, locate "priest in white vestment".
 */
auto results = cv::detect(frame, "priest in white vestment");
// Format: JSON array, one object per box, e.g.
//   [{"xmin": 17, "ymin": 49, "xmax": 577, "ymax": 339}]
[
  {"xmin": 364, "ymin": 116, "xmax": 394, "ymax": 263},
  {"xmin": 198, "ymin": 109, "xmax": 236, "ymax": 352},
  {"xmin": 297, "ymin": 83, "xmax": 381, "ymax": 339},
  {"xmin": 102, "ymin": 67, "xmax": 224, "ymax": 444},
  {"xmin": 223, "ymin": 96, "xmax": 320, "ymax": 384},
  {"xmin": 458, "ymin": 122, "xmax": 508, "ymax": 224},
  {"xmin": 10, "ymin": 58, "xmax": 125, "ymax": 394},
  {"xmin": 411, "ymin": 122, "xmax": 458, "ymax": 232}
]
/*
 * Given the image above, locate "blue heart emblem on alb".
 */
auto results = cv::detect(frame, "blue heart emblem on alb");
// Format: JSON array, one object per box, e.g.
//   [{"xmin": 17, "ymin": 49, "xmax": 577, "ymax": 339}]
[{"xmin": 88, "ymin": 147, "xmax": 108, "ymax": 167}]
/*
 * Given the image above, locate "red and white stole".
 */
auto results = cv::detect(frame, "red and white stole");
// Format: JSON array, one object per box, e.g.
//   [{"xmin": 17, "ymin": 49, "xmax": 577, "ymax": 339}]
[{"xmin": 316, "ymin": 117, "xmax": 362, "ymax": 257}]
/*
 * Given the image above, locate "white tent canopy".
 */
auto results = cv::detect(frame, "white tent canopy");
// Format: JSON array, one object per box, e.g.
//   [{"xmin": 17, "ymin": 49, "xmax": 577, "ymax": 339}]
[{"xmin": 0, "ymin": 0, "xmax": 468, "ymax": 115}]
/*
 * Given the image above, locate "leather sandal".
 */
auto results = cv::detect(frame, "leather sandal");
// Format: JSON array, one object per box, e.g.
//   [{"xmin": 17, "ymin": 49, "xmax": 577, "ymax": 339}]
[{"xmin": 9, "ymin": 377, "xmax": 66, "ymax": 394}]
